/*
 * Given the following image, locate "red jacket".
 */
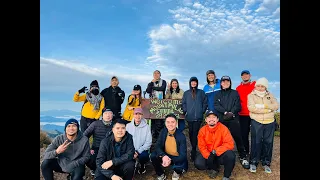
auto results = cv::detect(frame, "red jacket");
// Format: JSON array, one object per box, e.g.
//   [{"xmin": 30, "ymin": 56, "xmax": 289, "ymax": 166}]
[
  {"xmin": 198, "ymin": 122, "xmax": 234, "ymax": 158},
  {"xmin": 236, "ymin": 81, "xmax": 256, "ymax": 116}
]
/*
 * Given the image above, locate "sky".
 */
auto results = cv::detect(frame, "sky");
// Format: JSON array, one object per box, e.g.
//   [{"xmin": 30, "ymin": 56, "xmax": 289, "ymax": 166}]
[{"xmin": 40, "ymin": 0, "xmax": 280, "ymax": 112}]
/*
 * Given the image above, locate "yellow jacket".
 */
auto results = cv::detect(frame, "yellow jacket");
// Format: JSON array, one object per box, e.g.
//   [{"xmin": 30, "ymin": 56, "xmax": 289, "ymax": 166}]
[
  {"xmin": 122, "ymin": 95, "xmax": 141, "ymax": 121},
  {"xmin": 73, "ymin": 92, "xmax": 105, "ymax": 119}
]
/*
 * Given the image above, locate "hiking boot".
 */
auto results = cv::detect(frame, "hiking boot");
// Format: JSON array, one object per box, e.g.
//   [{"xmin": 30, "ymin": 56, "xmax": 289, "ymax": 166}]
[
  {"xmin": 90, "ymin": 170, "xmax": 95, "ymax": 176},
  {"xmin": 240, "ymin": 158, "xmax": 250, "ymax": 169},
  {"xmin": 249, "ymin": 164, "xmax": 257, "ymax": 173},
  {"xmin": 156, "ymin": 174, "xmax": 166, "ymax": 180},
  {"xmin": 263, "ymin": 165, "xmax": 272, "ymax": 173},
  {"xmin": 207, "ymin": 169, "xmax": 218, "ymax": 179},
  {"xmin": 222, "ymin": 177, "xmax": 230, "ymax": 180},
  {"xmin": 172, "ymin": 171, "xmax": 180, "ymax": 180},
  {"xmin": 138, "ymin": 164, "xmax": 146, "ymax": 174}
]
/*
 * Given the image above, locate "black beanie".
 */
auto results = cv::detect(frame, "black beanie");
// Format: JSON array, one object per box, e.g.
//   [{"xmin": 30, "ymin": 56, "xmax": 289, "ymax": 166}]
[
  {"xmin": 90, "ymin": 80, "xmax": 99, "ymax": 88},
  {"xmin": 64, "ymin": 119, "xmax": 79, "ymax": 131}
]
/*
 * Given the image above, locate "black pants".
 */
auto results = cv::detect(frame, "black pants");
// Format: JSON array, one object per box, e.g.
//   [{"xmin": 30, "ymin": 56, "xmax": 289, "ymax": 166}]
[
  {"xmin": 250, "ymin": 120, "xmax": 275, "ymax": 166},
  {"xmin": 194, "ymin": 150, "xmax": 236, "ymax": 178},
  {"xmin": 187, "ymin": 121, "xmax": 202, "ymax": 160},
  {"xmin": 80, "ymin": 116, "xmax": 95, "ymax": 132},
  {"xmin": 112, "ymin": 110, "xmax": 122, "ymax": 121},
  {"xmin": 95, "ymin": 160, "xmax": 135, "ymax": 180},
  {"xmin": 151, "ymin": 119, "xmax": 164, "ymax": 140},
  {"xmin": 150, "ymin": 152, "xmax": 186, "ymax": 176},
  {"xmin": 221, "ymin": 119, "xmax": 247, "ymax": 158},
  {"xmin": 239, "ymin": 115, "xmax": 252, "ymax": 154},
  {"xmin": 86, "ymin": 147, "xmax": 99, "ymax": 171},
  {"xmin": 41, "ymin": 159, "xmax": 85, "ymax": 180}
]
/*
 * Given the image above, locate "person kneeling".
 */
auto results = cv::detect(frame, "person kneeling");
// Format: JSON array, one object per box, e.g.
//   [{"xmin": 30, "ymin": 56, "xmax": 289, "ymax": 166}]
[
  {"xmin": 95, "ymin": 119, "xmax": 135, "ymax": 180},
  {"xmin": 150, "ymin": 113, "xmax": 188, "ymax": 180},
  {"xmin": 194, "ymin": 110, "xmax": 236, "ymax": 180}
]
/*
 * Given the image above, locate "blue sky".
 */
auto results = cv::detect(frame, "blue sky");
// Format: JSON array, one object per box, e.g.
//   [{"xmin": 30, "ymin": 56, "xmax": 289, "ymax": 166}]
[{"xmin": 40, "ymin": 0, "xmax": 280, "ymax": 112}]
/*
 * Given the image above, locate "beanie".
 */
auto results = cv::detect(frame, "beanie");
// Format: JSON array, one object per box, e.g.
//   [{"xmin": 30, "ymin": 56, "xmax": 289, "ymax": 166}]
[
  {"xmin": 256, "ymin": 77, "xmax": 269, "ymax": 89},
  {"xmin": 65, "ymin": 119, "xmax": 79, "ymax": 131},
  {"xmin": 90, "ymin": 80, "xmax": 99, "ymax": 88}
]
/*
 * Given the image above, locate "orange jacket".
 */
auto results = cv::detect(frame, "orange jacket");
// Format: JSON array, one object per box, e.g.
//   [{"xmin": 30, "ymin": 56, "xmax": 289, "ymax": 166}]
[{"xmin": 198, "ymin": 122, "xmax": 234, "ymax": 158}]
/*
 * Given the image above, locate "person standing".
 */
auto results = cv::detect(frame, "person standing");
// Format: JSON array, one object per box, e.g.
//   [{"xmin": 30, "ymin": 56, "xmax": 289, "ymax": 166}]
[
  {"xmin": 236, "ymin": 70, "xmax": 256, "ymax": 155},
  {"xmin": 203, "ymin": 70, "xmax": 221, "ymax": 111}
]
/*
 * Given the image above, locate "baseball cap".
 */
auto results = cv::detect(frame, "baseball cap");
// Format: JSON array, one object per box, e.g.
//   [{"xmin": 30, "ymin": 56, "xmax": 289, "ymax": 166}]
[
  {"xmin": 205, "ymin": 110, "xmax": 218, "ymax": 117},
  {"xmin": 221, "ymin": 75, "xmax": 231, "ymax": 81},
  {"xmin": 241, "ymin": 70, "xmax": 250, "ymax": 76},
  {"xmin": 134, "ymin": 108, "xmax": 143, "ymax": 114},
  {"xmin": 133, "ymin": 85, "xmax": 141, "ymax": 91}
]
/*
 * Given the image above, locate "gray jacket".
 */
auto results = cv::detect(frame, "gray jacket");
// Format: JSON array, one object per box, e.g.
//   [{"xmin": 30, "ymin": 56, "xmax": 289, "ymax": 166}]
[
  {"xmin": 43, "ymin": 131, "xmax": 90, "ymax": 173},
  {"xmin": 126, "ymin": 118, "xmax": 152, "ymax": 154}
]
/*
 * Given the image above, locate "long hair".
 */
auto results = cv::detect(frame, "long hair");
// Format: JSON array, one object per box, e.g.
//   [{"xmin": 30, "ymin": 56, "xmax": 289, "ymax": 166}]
[{"xmin": 170, "ymin": 79, "xmax": 180, "ymax": 94}]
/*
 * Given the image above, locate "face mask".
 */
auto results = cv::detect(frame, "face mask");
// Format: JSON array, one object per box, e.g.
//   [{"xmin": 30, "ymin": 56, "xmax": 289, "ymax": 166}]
[{"xmin": 92, "ymin": 89, "xmax": 99, "ymax": 95}]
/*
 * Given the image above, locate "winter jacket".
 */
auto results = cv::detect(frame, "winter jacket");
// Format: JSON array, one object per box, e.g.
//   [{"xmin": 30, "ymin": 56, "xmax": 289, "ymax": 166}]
[
  {"xmin": 203, "ymin": 79, "xmax": 221, "ymax": 111},
  {"xmin": 73, "ymin": 92, "xmax": 105, "ymax": 119},
  {"xmin": 43, "ymin": 131, "xmax": 90, "ymax": 173},
  {"xmin": 165, "ymin": 89, "xmax": 184, "ymax": 99},
  {"xmin": 83, "ymin": 120, "xmax": 113, "ymax": 149},
  {"xmin": 198, "ymin": 123, "xmax": 234, "ymax": 158},
  {"xmin": 95, "ymin": 131, "xmax": 135, "ymax": 179},
  {"xmin": 126, "ymin": 118, "xmax": 152, "ymax": 154},
  {"xmin": 146, "ymin": 79, "xmax": 167, "ymax": 99},
  {"xmin": 100, "ymin": 86, "xmax": 125, "ymax": 117},
  {"xmin": 247, "ymin": 90, "xmax": 279, "ymax": 124},
  {"xmin": 236, "ymin": 81, "xmax": 256, "ymax": 116},
  {"xmin": 182, "ymin": 77, "xmax": 208, "ymax": 121},
  {"xmin": 122, "ymin": 95, "xmax": 142, "ymax": 121}
]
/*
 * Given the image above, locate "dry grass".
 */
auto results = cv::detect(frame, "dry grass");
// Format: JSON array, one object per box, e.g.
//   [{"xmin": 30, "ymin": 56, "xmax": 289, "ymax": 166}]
[{"xmin": 40, "ymin": 134, "xmax": 280, "ymax": 180}]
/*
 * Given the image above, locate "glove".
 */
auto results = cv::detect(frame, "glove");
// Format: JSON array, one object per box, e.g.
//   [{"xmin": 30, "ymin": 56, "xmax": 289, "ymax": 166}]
[
  {"xmin": 255, "ymin": 104, "xmax": 265, "ymax": 109},
  {"xmin": 223, "ymin": 112, "xmax": 234, "ymax": 120},
  {"xmin": 78, "ymin": 86, "xmax": 87, "ymax": 94}
]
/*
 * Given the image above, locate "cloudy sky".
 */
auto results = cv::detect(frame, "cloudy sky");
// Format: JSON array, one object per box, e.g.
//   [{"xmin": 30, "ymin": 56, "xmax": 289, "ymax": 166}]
[{"xmin": 40, "ymin": 0, "xmax": 280, "ymax": 112}]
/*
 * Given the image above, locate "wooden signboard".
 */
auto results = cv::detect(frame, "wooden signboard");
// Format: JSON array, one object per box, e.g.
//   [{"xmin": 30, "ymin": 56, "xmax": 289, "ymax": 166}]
[{"xmin": 141, "ymin": 99, "xmax": 185, "ymax": 119}]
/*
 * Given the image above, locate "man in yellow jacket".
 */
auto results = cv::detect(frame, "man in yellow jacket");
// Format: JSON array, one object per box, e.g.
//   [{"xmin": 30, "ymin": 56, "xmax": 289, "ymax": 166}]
[{"xmin": 73, "ymin": 80, "xmax": 105, "ymax": 132}]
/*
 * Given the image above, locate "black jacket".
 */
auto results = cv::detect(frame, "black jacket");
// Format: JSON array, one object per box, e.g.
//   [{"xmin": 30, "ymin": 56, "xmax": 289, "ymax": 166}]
[
  {"xmin": 100, "ymin": 86, "xmax": 125, "ymax": 117},
  {"xmin": 213, "ymin": 80, "xmax": 241, "ymax": 122},
  {"xmin": 95, "ymin": 131, "xmax": 135, "ymax": 179}
]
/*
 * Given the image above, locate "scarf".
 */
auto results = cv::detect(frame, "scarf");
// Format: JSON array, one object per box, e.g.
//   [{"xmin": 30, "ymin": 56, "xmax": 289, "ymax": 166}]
[
  {"xmin": 152, "ymin": 78, "xmax": 163, "ymax": 98},
  {"xmin": 254, "ymin": 90, "xmax": 267, "ymax": 97},
  {"xmin": 102, "ymin": 119, "xmax": 112, "ymax": 126},
  {"xmin": 86, "ymin": 92, "xmax": 102, "ymax": 110}
]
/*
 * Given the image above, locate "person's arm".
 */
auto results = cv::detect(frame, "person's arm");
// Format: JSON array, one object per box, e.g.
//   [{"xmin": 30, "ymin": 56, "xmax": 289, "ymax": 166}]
[
  {"xmin": 197, "ymin": 128, "xmax": 211, "ymax": 159},
  {"xmin": 215, "ymin": 127, "xmax": 235, "ymax": 156},
  {"xmin": 73, "ymin": 92, "xmax": 86, "ymax": 102},
  {"xmin": 213, "ymin": 91, "xmax": 227, "ymax": 113},
  {"xmin": 264, "ymin": 93, "xmax": 279, "ymax": 111},
  {"xmin": 65, "ymin": 139, "xmax": 91, "ymax": 172},
  {"xmin": 176, "ymin": 89, "xmax": 184, "ymax": 99},
  {"xmin": 111, "ymin": 135, "xmax": 135, "ymax": 166},
  {"xmin": 95, "ymin": 98, "xmax": 105, "ymax": 119},
  {"xmin": 96, "ymin": 138, "xmax": 115, "ymax": 179},
  {"xmin": 231, "ymin": 91, "xmax": 241, "ymax": 114},
  {"xmin": 182, "ymin": 92, "xmax": 187, "ymax": 114},
  {"xmin": 146, "ymin": 82, "xmax": 153, "ymax": 94},
  {"xmin": 170, "ymin": 134, "xmax": 187, "ymax": 163},
  {"xmin": 137, "ymin": 125, "xmax": 152, "ymax": 154},
  {"xmin": 247, "ymin": 94, "xmax": 270, "ymax": 113},
  {"xmin": 83, "ymin": 122, "xmax": 95, "ymax": 138},
  {"xmin": 202, "ymin": 91, "xmax": 208, "ymax": 113},
  {"xmin": 114, "ymin": 87, "xmax": 125, "ymax": 104},
  {"xmin": 155, "ymin": 129, "xmax": 166, "ymax": 157}
]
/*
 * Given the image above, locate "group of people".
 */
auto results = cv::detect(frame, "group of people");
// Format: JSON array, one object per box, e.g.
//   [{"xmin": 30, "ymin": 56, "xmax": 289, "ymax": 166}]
[{"xmin": 41, "ymin": 69, "xmax": 279, "ymax": 180}]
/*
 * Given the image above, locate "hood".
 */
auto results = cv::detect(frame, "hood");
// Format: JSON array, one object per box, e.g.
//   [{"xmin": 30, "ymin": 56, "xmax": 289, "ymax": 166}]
[
  {"xmin": 129, "ymin": 118, "xmax": 147, "ymax": 128},
  {"xmin": 189, "ymin": 76, "xmax": 198, "ymax": 89}
]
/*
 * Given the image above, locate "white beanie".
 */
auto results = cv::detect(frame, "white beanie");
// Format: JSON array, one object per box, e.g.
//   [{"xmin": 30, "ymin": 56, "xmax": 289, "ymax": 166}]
[{"xmin": 256, "ymin": 77, "xmax": 269, "ymax": 89}]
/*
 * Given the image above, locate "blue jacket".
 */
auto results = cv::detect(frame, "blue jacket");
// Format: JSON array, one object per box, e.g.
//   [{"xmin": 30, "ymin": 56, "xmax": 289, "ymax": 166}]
[
  {"xmin": 203, "ymin": 79, "xmax": 221, "ymax": 111},
  {"xmin": 182, "ymin": 77, "xmax": 208, "ymax": 121}
]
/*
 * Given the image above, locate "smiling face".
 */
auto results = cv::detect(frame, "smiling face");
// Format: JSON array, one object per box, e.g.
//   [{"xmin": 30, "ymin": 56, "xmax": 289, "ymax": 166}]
[
  {"xmin": 165, "ymin": 117, "xmax": 177, "ymax": 131},
  {"xmin": 65, "ymin": 123, "xmax": 78, "ymax": 136},
  {"xmin": 205, "ymin": 114, "xmax": 219, "ymax": 127},
  {"xmin": 112, "ymin": 122, "xmax": 126, "ymax": 138},
  {"xmin": 255, "ymin": 84, "xmax": 266, "ymax": 92}
]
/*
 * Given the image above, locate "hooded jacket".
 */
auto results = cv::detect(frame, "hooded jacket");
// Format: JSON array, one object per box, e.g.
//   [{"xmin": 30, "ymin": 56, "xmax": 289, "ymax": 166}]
[
  {"xmin": 100, "ymin": 86, "xmax": 125, "ymax": 117},
  {"xmin": 182, "ymin": 77, "xmax": 208, "ymax": 121},
  {"xmin": 126, "ymin": 118, "xmax": 152, "ymax": 154},
  {"xmin": 213, "ymin": 78, "xmax": 241, "ymax": 122},
  {"xmin": 95, "ymin": 131, "xmax": 135, "ymax": 179},
  {"xmin": 203, "ymin": 78, "xmax": 221, "ymax": 111},
  {"xmin": 43, "ymin": 131, "xmax": 90, "ymax": 173}
]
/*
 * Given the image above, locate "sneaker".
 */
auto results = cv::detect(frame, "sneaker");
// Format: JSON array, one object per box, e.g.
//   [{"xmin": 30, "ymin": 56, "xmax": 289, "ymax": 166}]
[
  {"xmin": 90, "ymin": 170, "xmax": 95, "ymax": 176},
  {"xmin": 249, "ymin": 164, "xmax": 257, "ymax": 173},
  {"xmin": 222, "ymin": 177, "xmax": 230, "ymax": 180},
  {"xmin": 240, "ymin": 158, "xmax": 250, "ymax": 169},
  {"xmin": 138, "ymin": 164, "xmax": 146, "ymax": 174},
  {"xmin": 263, "ymin": 165, "xmax": 272, "ymax": 173},
  {"xmin": 156, "ymin": 174, "xmax": 166, "ymax": 180},
  {"xmin": 207, "ymin": 170, "xmax": 218, "ymax": 179},
  {"xmin": 172, "ymin": 171, "xmax": 180, "ymax": 180}
]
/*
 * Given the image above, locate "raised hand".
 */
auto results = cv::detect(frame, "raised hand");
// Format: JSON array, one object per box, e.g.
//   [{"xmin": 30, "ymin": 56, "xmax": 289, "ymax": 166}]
[
  {"xmin": 78, "ymin": 86, "xmax": 88, "ymax": 94},
  {"xmin": 56, "ymin": 140, "xmax": 71, "ymax": 154}
]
